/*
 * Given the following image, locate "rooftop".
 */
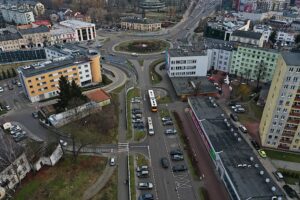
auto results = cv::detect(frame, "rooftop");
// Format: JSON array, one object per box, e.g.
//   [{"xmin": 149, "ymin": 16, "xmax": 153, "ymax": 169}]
[
  {"xmin": 282, "ymin": 52, "xmax": 300, "ymax": 66},
  {"xmin": 85, "ymin": 89, "xmax": 111, "ymax": 103},
  {"xmin": 231, "ymin": 30, "xmax": 262, "ymax": 40},
  {"xmin": 59, "ymin": 20, "xmax": 95, "ymax": 29},
  {"xmin": 188, "ymin": 96, "xmax": 284, "ymax": 199},
  {"xmin": 50, "ymin": 24, "xmax": 75, "ymax": 35},
  {"xmin": 46, "ymin": 43, "xmax": 99, "ymax": 57},
  {"xmin": 170, "ymin": 77, "xmax": 217, "ymax": 96},
  {"xmin": 168, "ymin": 48, "xmax": 206, "ymax": 57},
  {"xmin": 0, "ymin": 30, "xmax": 22, "ymax": 41},
  {"xmin": 19, "ymin": 26, "xmax": 49, "ymax": 35}
]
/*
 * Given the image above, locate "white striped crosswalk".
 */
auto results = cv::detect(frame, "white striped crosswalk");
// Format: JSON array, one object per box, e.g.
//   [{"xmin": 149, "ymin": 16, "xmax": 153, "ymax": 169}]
[{"xmin": 118, "ymin": 142, "xmax": 129, "ymax": 153}]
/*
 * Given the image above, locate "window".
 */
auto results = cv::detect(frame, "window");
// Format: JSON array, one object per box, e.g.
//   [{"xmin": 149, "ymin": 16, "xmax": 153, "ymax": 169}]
[
  {"xmin": 85, "ymin": 70, "xmax": 89, "ymax": 72},
  {"xmin": 286, "ymin": 76, "xmax": 291, "ymax": 81},
  {"xmin": 49, "ymin": 74, "xmax": 53, "ymax": 77},
  {"xmin": 51, "ymin": 85, "xmax": 55, "ymax": 87},
  {"xmin": 28, "ymin": 80, "xmax": 32, "ymax": 83},
  {"xmin": 86, "ymin": 75, "xmax": 90, "ymax": 78},
  {"xmin": 289, "ymin": 68, "xmax": 294, "ymax": 72},
  {"xmin": 58, "ymin": 72, "xmax": 62, "ymax": 75},
  {"xmin": 41, "ymin": 76, "xmax": 45, "ymax": 79},
  {"xmin": 50, "ymin": 79, "xmax": 54, "ymax": 82},
  {"xmin": 293, "ymin": 77, "xmax": 298, "ymax": 82},
  {"xmin": 72, "ymin": 68, "xmax": 76, "ymax": 71},
  {"xmin": 29, "ymin": 85, "xmax": 33, "ymax": 88}
]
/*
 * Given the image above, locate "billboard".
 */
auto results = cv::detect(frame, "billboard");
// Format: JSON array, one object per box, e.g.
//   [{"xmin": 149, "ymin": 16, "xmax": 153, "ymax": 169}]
[{"xmin": 238, "ymin": 0, "xmax": 256, "ymax": 12}]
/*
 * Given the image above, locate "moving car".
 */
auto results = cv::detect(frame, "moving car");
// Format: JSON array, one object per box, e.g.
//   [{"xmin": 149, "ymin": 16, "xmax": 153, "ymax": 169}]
[
  {"xmin": 138, "ymin": 182, "xmax": 153, "ymax": 190},
  {"xmin": 138, "ymin": 193, "xmax": 154, "ymax": 200},
  {"xmin": 32, "ymin": 112, "xmax": 39, "ymax": 118},
  {"xmin": 161, "ymin": 157, "xmax": 169, "ymax": 168},
  {"xmin": 172, "ymin": 164, "xmax": 187, "ymax": 172},
  {"xmin": 171, "ymin": 154, "xmax": 184, "ymax": 161},
  {"xmin": 0, "ymin": 86, "xmax": 3, "ymax": 92},
  {"xmin": 109, "ymin": 157, "xmax": 116, "ymax": 166},
  {"xmin": 5, "ymin": 105, "xmax": 11, "ymax": 110},
  {"xmin": 165, "ymin": 129, "xmax": 177, "ymax": 135},
  {"xmin": 258, "ymin": 149, "xmax": 267, "ymax": 158},
  {"xmin": 234, "ymin": 107, "xmax": 246, "ymax": 113}
]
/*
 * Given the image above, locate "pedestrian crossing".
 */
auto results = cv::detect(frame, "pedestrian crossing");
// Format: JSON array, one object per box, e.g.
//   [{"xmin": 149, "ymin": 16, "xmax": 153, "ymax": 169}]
[{"xmin": 118, "ymin": 142, "xmax": 129, "ymax": 153}]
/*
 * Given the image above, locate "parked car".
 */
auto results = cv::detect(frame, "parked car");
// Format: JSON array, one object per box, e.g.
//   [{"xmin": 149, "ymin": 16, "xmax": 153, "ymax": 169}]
[
  {"xmin": 165, "ymin": 129, "xmax": 177, "ymax": 135},
  {"xmin": 138, "ymin": 182, "xmax": 153, "ymax": 190},
  {"xmin": 109, "ymin": 157, "xmax": 116, "ymax": 166},
  {"xmin": 283, "ymin": 185, "xmax": 299, "ymax": 199},
  {"xmin": 251, "ymin": 140, "xmax": 260, "ymax": 150},
  {"xmin": 234, "ymin": 107, "xmax": 246, "ymax": 113},
  {"xmin": 258, "ymin": 149, "xmax": 267, "ymax": 158},
  {"xmin": 17, "ymin": 82, "xmax": 22, "ymax": 87},
  {"xmin": 0, "ymin": 87, "xmax": 3, "ymax": 93},
  {"xmin": 137, "ymin": 170, "xmax": 149, "ymax": 178},
  {"xmin": 136, "ymin": 165, "xmax": 149, "ymax": 172},
  {"xmin": 12, "ymin": 131, "xmax": 26, "ymax": 138},
  {"xmin": 163, "ymin": 120, "xmax": 173, "ymax": 126},
  {"xmin": 161, "ymin": 117, "xmax": 172, "ymax": 122},
  {"xmin": 32, "ymin": 112, "xmax": 39, "ymax": 118},
  {"xmin": 170, "ymin": 149, "xmax": 183, "ymax": 156},
  {"xmin": 138, "ymin": 193, "xmax": 154, "ymax": 200},
  {"xmin": 171, "ymin": 154, "xmax": 184, "ymax": 161},
  {"xmin": 161, "ymin": 157, "xmax": 169, "ymax": 168},
  {"xmin": 273, "ymin": 171, "xmax": 284, "ymax": 181},
  {"xmin": 230, "ymin": 113, "xmax": 238, "ymax": 122},
  {"xmin": 14, "ymin": 134, "xmax": 27, "ymax": 142},
  {"xmin": 172, "ymin": 164, "xmax": 187, "ymax": 172},
  {"xmin": 5, "ymin": 105, "xmax": 11, "ymax": 110},
  {"xmin": 239, "ymin": 125, "xmax": 247, "ymax": 134}
]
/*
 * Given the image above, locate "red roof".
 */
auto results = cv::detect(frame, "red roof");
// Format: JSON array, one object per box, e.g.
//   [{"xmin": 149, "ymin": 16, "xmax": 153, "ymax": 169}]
[
  {"xmin": 86, "ymin": 89, "xmax": 111, "ymax": 103},
  {"xmin": 33, "ymin": 20, "xmax": 51, "ymax": 26}
]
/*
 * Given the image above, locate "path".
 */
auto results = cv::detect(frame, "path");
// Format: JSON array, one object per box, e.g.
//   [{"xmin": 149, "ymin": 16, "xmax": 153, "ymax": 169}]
[{"xmin": 82, "ymin": 164, "xmax": 116, "ymax": 200}]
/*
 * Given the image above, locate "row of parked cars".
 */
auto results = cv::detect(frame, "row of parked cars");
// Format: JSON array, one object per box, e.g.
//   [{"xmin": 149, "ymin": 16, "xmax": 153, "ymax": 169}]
[
  {"xmin": 162, "ymin": 116, "xmax": 177, "ymax": 135},
  {"xmin": 7, "ymin": 124, "xmax": 27, "ymax": 142},
  {"xmin": 136, "ymin": 165, "xmax": 155, "ymax": 200},
  {"xmin": 132, "ymin": 108, "xmax": 144, "ymax": 130},
  {"xmin": 161, "ymin": 148, "xmax": 187, "ymax": 172}
]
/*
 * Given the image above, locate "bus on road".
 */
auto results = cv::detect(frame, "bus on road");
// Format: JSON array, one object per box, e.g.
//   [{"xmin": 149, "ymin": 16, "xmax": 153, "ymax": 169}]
[
  {"xmin": 147, "ymin": 117, "xmax": 154, "ymax": 135},
  {"xmin": 148, "ymin": 90, "xmax": 157, "ymax": 112}
]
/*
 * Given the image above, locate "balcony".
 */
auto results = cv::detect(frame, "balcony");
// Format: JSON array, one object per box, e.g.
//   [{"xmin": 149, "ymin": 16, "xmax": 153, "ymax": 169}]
[
  {"xmin": 286, "ymin": 119, "xmax": 300, "ymax": 125},
  {"xmin": 297, "ymin": 89, "xmax": 300, "ymax": 94},
  {"xmin": 294, "ymin": 97, "xmax": 300, "ymax": 102},
  {"xmin": 292, "ymin": 104, "xmax": 300, "ymax": 110},
  {"xmin": 289, "ymin": 112, "xmax": 300, "ymax": 117},
  {"xmin": 278, "ymin": 144, "xmax": 290, "ymax": 150},
  {"xmin": 284, "ymin": 126, "xmax": 297, "ymax": 131},
  {"xmin": 279, "ymin": 138, "xmax": 293, "ymax": 144},
  {"xmin": 282, "ymin": 131, "xmax": 295, "ymax": 137}
]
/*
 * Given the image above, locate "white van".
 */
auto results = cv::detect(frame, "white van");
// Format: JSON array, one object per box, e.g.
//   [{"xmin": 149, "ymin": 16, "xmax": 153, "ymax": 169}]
[
  {"xmin": 109, "ymin": 157, "xmax": 116, "ymax": 166},
  {"xmin": 239, "ymin": 125, "xmax": 247, "ymax": 134}
]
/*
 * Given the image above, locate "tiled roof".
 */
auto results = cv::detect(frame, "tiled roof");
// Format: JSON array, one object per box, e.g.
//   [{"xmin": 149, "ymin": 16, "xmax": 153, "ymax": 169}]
[{"xmin": 85, "ymin": 89, "xmax": 111, "ymax": 103}]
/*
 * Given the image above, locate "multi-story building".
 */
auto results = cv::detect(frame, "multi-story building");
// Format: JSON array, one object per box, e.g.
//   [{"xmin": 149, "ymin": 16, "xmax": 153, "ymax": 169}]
[
  {"xmin": 230, "ymin": 46, "xmax": 280, "ymax": 82},
  {"xmin": 121, "ymin": 17, "xmax": 162, "ymax": 32},
  {"xmin": 139, "ymin": 0, "xmax": 166, "ymax": 10},
  {"xmin": 259, "ymin": 52, "xmax": 300, "ymax": 152},
  {"xmin": 50, "ymin": 24, "xmax": 76, "ymax": 44},
  {"xmin": 0, "ymin": 5, "xmax": 35, "ymax": 25},
  {"xmin": 291, "ymin": 20, "xmax": 300, "ymax": 31},
  {"xmin": 207, "ymin": 46, "xmax": 233, "ymax": 73},
  {"xmin": 59, "ymin": 20, "xmax": 96, "ymax": 41},
  {"xmin": 275, "ymin": 31, "xmax": 296, "ymax": 46},
  {"xmin": 256, "ymin": 0, "xmax": 287, "ymax": 11},
  {"xmin": 0, "ymin": 132, "xmax": 31, "ymax": 189},
  {"xmin": 253, "ymin": 24, "xmax": 272, "ymax": 43},
  {"xmin": 166, "ymin": 48, "xmax": 208, "ymax": 77},
  {"xmin": 229, "ymin": 30, "xmax": 264, "ymax": 47},
  {"xmin": 19, "ymin": 26, "xmax": 51, "ymax": 48},
  {"xmin": 18, "ymin": 45, "xmax": 102, "ymax": 102},
  {"xmin": 0, "ymin": 29, "xmax": 26, "ymax": 51}
]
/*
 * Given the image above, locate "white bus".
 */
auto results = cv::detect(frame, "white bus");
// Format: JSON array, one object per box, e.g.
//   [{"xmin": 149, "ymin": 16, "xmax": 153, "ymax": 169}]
[
  {"xmin": 148, "ymin": 90, "xmax": 157, "ymax": 112},
  {"xmin": 147, "ymin": 117, "xmax": 154, "ymax": 135}
]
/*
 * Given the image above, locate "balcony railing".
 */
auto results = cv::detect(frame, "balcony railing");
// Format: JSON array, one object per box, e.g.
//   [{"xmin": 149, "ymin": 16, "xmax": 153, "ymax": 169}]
[
  {"xmin": 286, "ymin": 119, "xmax": 300, "ymax": 124},
  {"xmin": 292, "ymin": 104, "xmax": 300, "ymax": 110},
  {"xmin": 282, "ymin": 131, "xmax": 295, "ymax": 137},
  {"xmin": 284, "ymin": 126, "xmax": 297, "ymax": 131},
  {"xmin": 278, "ymin": 144, "xmax": 290, "ymax": 150},
  {"xmin": 289, "ymin": 112, "xmax": 300, "ymax": 117},
  {"xmin": 294, "ymin": 97, "xmax": 300, "ymax": 102}
]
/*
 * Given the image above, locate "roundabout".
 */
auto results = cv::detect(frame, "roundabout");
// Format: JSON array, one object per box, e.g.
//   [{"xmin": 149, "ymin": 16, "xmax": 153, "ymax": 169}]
[{"xmin": 113, "ymin": 39, "xmax": 170, "ymax": 54}]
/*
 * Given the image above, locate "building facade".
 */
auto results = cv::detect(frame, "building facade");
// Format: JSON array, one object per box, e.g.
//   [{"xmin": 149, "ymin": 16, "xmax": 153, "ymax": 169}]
[
  {"xmin": 19, "ymin": 26, "xmax": 51, "ymax": 48},
  {"xmin": 18, "ymin": 47, "xmax": 102, "ymax": 102},
  {"xmin": 121, "ymin": 17, "xmax": 162, "ymax": 31},
  {"xmin": 256, "ymin": 0, "xmax": 287, "ymax": 11},
  {"xmin": 166, "ymin": 49, "xmax": 208, "ymax": 77},
  {"xmin": 253, "ymin": 24, "xmax": 272, "ymax": 43},
  {"xmin": 59, "ymin": 20, "xmax": 96, "ymax": 41},
  {"xmin": 229, "ymin": 30, "xmax": 264, "ymax": 47},
  {"xmin": 230, "ymin": 46, "xmax": 280, "ymax": 82},
  {"xmin": 207, "ymin": 48, "xmax": 233, "ymax": 73},
  {"xmin": 259, "ymin": 52, "xmax": 300, "ymax": 152},
  {"xmin": 276, "ymin": 31, "xmax": 296, "ymax": 45},
  {"xmin": 50, "ymin": 24, "xmax": 76, "ymax": 45},
  {"xmin": 0, "ymin": 6, "xmax": 35, "ymax": 25}
]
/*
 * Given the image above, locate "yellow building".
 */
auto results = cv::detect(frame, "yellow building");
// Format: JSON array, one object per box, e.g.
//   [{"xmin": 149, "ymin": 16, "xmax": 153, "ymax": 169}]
[
  {"xmin": 19, "ymin": 53, "xmax": 102, "ymax": 102},
  {"xmin": 259, "ymin": 52, "xmax": 300, "ymax": 152}
]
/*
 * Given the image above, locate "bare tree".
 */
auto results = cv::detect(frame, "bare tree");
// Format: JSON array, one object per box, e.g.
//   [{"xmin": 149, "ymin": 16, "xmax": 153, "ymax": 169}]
[{"xmin": 256, "ymin": 61, "xmax": 267, "ymax": 90}]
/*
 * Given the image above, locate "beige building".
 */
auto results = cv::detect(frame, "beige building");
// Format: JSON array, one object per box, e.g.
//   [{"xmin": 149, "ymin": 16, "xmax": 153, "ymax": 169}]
[
  {"xmin": 121, "ymin": 17, "xmax": 161, "ymax": 31},
  {"xmin": 259, "ymin": 52, "xmax": 300, "ymax": 152}
]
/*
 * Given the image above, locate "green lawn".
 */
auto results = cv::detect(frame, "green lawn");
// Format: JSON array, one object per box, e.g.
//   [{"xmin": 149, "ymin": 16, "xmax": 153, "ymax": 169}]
[
  {"xmin": 278, "ymin": 168, "xmax": 300, "ymax": 185},
  {"xmin": 15, "ymin": 155, "xmax": 107, "ymax": 200},
  {"xmin": 265, "ymin": 149, "xmax": 300, "ymax": 163},
  {"xmin": 157, "ymin": 95, "xmax": 172, "ymax": 104},
  {"xmin": 149, "ymin": 58, "xmax": 164, "ymax": 85},
  {"xmin": 134, "ymin": 131, "xmax": 145, "ymax": 142},
  {"xmin": 59, "ymin": 103, "xmax": 118, "ymax": 144},
  {"xmin": 91, "ymin": 169, "xmax": 118, "ymax": 200},
  {"xmin": 127, "ymin": 88, "xmax": 141, "ymax": 140},
  {"xmin": 129, "ymin": 155, "xmax": 136, "ymax": 200},
  {"xmin": 138, "ymin": 59, "xmax": 144, "ymax": 67},
  {"xmin": 136, "ymin": 153, "xmax": 149, "ymax": 167},
  {"xmin": 159, "ymin": 108, "xmax": 170, "ymax": 118}
]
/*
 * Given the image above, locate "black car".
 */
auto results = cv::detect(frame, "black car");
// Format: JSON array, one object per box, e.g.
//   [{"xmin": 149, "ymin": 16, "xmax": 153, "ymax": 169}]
[
  {"xmin": 170, "ymin": 149, "xmax": 183, "ymax": 156},
  {"xmin": 138, "ymin": 193, "xmax": 154, "ymax": 200},
  {"xmin": 32, "ymin": 112, "xmax": 39, "ymax": 118},
  {"xmin": 161, "ymin": 157, "xmax": 169, "ymax": 168},
  {"xmin": 250, "ymin": 140, "xmax": 260, "ymax": 150},
  {"xmin": 11, "ymin": 79, "xmax": 17, "ymax": 85},
  {"xmin": 228, "ymin": 101, "xmax": 237, "ymax": 106},
  {"xmin": 230, "ymin": 113, "xmax": 239, "ymax": 122},
  {"xmin": 172, "ymin": 164, "xmax": 187, "ymax": 172},
  {"xmin": 283, "ymin": 185, "xmax": 299, "ymax": 199}
]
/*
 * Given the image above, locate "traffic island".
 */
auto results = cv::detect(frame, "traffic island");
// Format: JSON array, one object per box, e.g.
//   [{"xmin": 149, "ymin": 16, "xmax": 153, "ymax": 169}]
[{"xmin": 114, "ymin": 39, "xmax": 170, "ymax": 54}]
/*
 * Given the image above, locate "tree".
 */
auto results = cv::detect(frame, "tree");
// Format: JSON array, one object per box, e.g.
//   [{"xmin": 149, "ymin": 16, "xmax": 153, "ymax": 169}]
[
  {"xmin": 256, "ymin": 61, "xmax": 267, "ymax": 90},
  {"xmin": 2, "ymin": 70, "xmax": 7, "ymax": 79},
  {"xmin": 6, "ymin": 69, "xmax": 11, "ymax": 78},
  {"xmin": 295, "ymin": 34, "xmax": 300, "ymax": 44},
  {"xmin": 269, "ymin": 31, "xmax": 277, "ymax": 43},
  {"xmin": 11, "ymin": 68, "xmax": 17, "ymax": 77},
  {"xmin": 57, "ymin": 76, "xmax": 71, "ymax": 110}
]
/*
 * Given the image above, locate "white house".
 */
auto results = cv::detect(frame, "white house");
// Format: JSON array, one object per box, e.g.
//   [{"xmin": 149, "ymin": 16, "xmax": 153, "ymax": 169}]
[
  {"xmin": 166, "ymin": 48, "xmax": 208, "ymax": 77},
  {"xmin": 276, "ymin": 31, "xmax": 296, "ymax": 45},
  {"xmin": 253, "ymin": 24, "xmax": 272, "ymax": 43}
]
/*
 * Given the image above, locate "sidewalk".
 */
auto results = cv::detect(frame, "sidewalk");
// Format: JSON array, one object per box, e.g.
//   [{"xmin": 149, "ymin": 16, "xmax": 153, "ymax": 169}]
[{"xmin": 271, "ymin": 160, "xmax": 300, "ymax": 171}]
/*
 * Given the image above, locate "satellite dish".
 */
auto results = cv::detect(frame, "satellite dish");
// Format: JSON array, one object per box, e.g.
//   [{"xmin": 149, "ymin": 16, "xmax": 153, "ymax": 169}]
[{"xmin": 0, "ymin": 187, "xmax": 6, "ymax": 200}]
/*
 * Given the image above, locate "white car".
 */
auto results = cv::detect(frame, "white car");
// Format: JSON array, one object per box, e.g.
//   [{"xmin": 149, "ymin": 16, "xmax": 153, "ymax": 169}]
[
  {"xmin": 0, "ymin": 87, "xmax": 3, "ymax": 92},
  {"xmin": 138, "ymin": 182, "xmax": 153, "ymax": 190},
  {"xmin": 109, "ymin": 157, "xmax": 116, "ymax": 166}
]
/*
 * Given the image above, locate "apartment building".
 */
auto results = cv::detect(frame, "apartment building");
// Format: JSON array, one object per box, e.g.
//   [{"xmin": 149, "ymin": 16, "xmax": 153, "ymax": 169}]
[
  {"xmin": 19, "ymin": 26, "xmax": 51, "ymax": 48},
  {"xmin": 166, "ymin": 48, "xmax": 208, "ymax": 77},
  {"xmin": 207, "ymin": 46, "xmax": 233, "ymax": 73},
  {"xmin": 229, "ymin": 30, "xmax": 264, "ymax": 47},
  {"xmin": 18, "ymin": 46, "xmax": 102, "ymax": 102},
  {"xmin": 276, "ymin": 31, "xmax": 296, "ymax": 45},
  {"xmin": 259, "ymin": 52, "xmax": 300, "ymax": 152},
  {"xmin": 0, "ymin": 5, "xmax": 35, "ymax": 25},
  {"xmin": 50, "ymin": 24, "xmax": 76, "ymax": 44},
  {"xmin": 256, "ymin": 0, "xmax": 287, "ymax": 11},
  {"xmin": 0, "ymin": 30, "xmax": 26, "ymax": 51},
  {"xmin": 253, "ymin": 24, "xmax": 272, "ymax": 43},
  {"xmin": 59, "ymin": 20, "xmax": 96, "ymax": 41},
  {"xmin": 121, "ymin": 17, "xmax": 162, "ymax": 32},
  {"xmin": 230, "ymin": 46, "xmax": 280, "ymax": 82}
]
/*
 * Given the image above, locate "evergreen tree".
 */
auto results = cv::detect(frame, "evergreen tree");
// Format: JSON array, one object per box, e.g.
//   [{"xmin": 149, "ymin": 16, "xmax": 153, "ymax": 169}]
[
  {"xmin": 269, "ymin": 31, "xmax": 277, "ymax": 43},
  {"xmin": 57, "ymin": 76, "xmax": 71, "ymax": 110},
  {"xmin": 6, "ymin": 69, "xmax": 11, "ymax": 78},
  {"xmin": 2, "ymin": 71, "xmax": 7, "ymax": 79},
  {"xmin": 70, "ymin": 80, "xmax": 87, "ymax": 101},
  {"xmin": 11, "ymin": 68, "xmax": 17, "ymax": 77}
]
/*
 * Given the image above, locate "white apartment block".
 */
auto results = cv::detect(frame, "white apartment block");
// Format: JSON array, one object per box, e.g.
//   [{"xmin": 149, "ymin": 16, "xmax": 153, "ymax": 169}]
[
  {"xmin": 253, "ymin": 24, "xmax": 272, "ymax": 43},
  {"xmin": 207, "ymin": 48, "xmax": 233, "ymax": 73},
  {"xmin": 0, "ymin": 6, "xmax": 35, "ymax": 25},
  {"xmin": 276, "ymin": 31, "xmax": 295, "ymax": 45},
  {"xmin": 59, "ymin": 20, "xmax": 96, "ymax": 41},
  {"xmin": 166, "ymin": 49, "xmax": 208, "ymax": 77}
]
